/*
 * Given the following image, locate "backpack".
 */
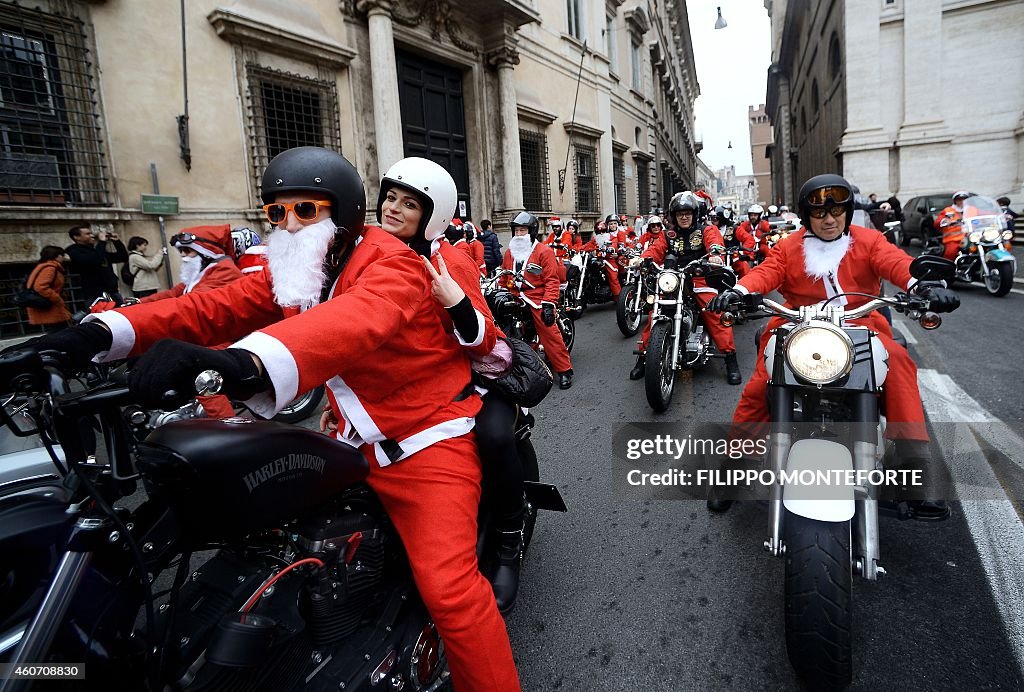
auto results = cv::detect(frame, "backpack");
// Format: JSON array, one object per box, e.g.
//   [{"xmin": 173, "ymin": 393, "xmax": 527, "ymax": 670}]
[
  {"xmin": 120, "ymin": 256, "xmax": 140, "ymax": 287},
  {"xmin": 12, "ymin": 267, "xmax": 52, "ymax": 309}
]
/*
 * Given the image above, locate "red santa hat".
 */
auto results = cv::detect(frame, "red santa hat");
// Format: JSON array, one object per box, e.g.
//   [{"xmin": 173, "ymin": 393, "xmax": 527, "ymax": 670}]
[
  {"xmin": 549, "ymin": 216, "xmax": 562, "ymax": 226},
  {"xmin": 171, "ymin": 224, "xmax": 231, "ymax": 259}
]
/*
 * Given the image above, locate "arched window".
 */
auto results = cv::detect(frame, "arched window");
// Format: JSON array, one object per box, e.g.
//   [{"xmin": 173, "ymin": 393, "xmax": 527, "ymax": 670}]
[{"xmin": 829, "ymin": 33, "xmax": 841, "ymax": 81}]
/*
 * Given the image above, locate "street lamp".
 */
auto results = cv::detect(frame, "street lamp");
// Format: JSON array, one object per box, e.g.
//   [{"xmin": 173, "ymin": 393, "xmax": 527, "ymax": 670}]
[{"xmin": 714, "ymin": 7, "xmax": 728, "ymax": 30}]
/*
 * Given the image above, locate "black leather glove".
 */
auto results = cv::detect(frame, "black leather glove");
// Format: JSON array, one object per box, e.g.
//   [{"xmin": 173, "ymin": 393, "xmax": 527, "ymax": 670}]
[
  {"xmin": 128, "ymin": 339, "xmax": 268, "ymax": 410},
  {"xmin": 1, "ymin": 322, "xmax": 113, "ymax": 370},
  {"xmin": 541, "ymin": 303, "xmax": 556, "ymax": 327},
  {"xmin": 708, "ymin": 288, "xmax": 743, "ymax": 313},
  {"xmin": 915, "ymin": 285, "xmax": 960, "ymax": 313}
]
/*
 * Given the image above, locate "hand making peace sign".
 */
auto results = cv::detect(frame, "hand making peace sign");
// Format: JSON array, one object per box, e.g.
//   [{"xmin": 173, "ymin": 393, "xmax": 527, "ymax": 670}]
[{"xmin": 421, "ymin": 253, "xmax": 466, "ymax": 308}]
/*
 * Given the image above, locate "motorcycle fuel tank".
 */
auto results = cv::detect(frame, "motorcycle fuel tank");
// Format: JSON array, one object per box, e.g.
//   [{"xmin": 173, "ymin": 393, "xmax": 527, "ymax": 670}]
[{"xmin": 137, "ymin": 418, "xmax": 369, "ymax": 538}]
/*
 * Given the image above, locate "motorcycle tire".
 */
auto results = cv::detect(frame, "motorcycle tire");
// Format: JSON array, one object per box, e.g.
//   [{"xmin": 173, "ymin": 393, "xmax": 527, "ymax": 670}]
[
  {"xmin": 517, "ymin": 436, "xmax": 540, "ymax": 552},
  {"xmin": 271, "ymin": 385, "xmax": 325, "ymax": 424},
  {"xmin": 644, "ymin": 321, "xmax": 679, "ymax": 413},
  {"xmin": 615, "ymin": 282, "xmax": 643, "ymax": 337},
  {"xmin": 558, "ymin": 314, "xmax": 576, "ymax": 353},
  {"xmin": 783, "ymin": 510, "xmax": 853, "ymax": 689},
  {"xmin": 984, "ymin": 263, "xmax": 1013, "ymax": 297}
]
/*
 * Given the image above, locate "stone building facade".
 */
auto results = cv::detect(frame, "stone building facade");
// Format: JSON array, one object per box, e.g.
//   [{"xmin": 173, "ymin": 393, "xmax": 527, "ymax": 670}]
[
  {"xmin": 748, "ymin": 103, "xmax": 772, "ymax": 203},
  {"xmin": 0, "ymin": 0, "xmax": 701, "ymax": 336},
  {"xmin": 765, "ymin": 0, "xmax": 1024, "ymax": 206}
]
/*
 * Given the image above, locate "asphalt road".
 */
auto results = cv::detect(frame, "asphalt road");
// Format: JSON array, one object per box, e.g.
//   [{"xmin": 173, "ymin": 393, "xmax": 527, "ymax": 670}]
[{"xmin": 505, "ymin": 294, "xmax": 1024, "ymax": 691}]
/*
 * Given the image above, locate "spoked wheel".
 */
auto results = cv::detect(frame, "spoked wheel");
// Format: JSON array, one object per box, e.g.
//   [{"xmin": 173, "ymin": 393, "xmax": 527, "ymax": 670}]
[
  {"xmin": 783, "ymin": 511, "xmax": 853, "ymax": 689},
  {"xmin": 644, "ymin": 321, "xmax": 679, "ymax": 412},
  {"xmin": 984, "ymin": 263, "xmax": 1013, "ymax": 297},
  {"xmin": 271, "ymin": 385, "xmax": 325, "ymax": 424},
  {"xmin": 616, "ymin": 282, "xmax": 643, "ymax": 336},
  {"xmin": 558, "ymin": 314, "xmax": 576, "ymax": 352}
]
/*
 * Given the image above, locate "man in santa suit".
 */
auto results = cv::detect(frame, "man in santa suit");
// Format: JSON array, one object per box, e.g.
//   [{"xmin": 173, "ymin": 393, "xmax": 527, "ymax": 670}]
[
  {"xmin": 636, "ymin": 214, "xmax": 665, "ymax": 251},
  {"xmin": 734, "ymin": 204, "xmax": 771, "ymax": 262},
  {"xmin": 935, "ymin": 191, "xmax": 972, "ymax": 260},
  {"xmin": 708, "ymin": 174, "xmax": 959, "ymax": 518},
  {"xmin": 140, "ymin": 224, "xmax": 241, "ymax": 304},
  {"xmin": 628, "ymin": 192, "xmax": 741, "ymax": 384},
  {"xmin": 500, "ymin": 211, "xmax": 574, "ymax": 389},
  {"xmin": 580, "ymin": 215, "xmax": 625, "ymax": 298},
  {"xmin": 543, "ymin": 216, "xmax": 563, "ymax": 246},
  {"xmin": 462, "ymin": 221, "xmax": 487, "ymax": 276},
  {"xmin": 18, "ymin": 147, "xmax": 522, "ymax": 691}
]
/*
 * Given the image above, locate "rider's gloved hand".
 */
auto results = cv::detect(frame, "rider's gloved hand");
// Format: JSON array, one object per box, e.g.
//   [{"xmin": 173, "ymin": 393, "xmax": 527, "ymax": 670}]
[
  {"xmin": 914, "ymin": 285, "xmax": 960, "ymax": 313},
  {"xmin": 541, "ymin": 302, "xmax": 556, "ymax": 327},
  {"xmin": 128, "ymin": 339, "xmax": 269, "ymax": 410},
  {"xmin": 708, "ymin": 288, "xmax": 743, "ymax": 313},
  {"xmin": 2, "ymin": 322, "xmax": 112, "ymax": 370}
]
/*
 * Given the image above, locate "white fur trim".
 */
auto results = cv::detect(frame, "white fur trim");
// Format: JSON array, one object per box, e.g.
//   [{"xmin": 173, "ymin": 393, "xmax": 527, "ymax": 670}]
[
  {"xmin": 230, "ymin": 331, "xmax": 299, "ymax": 417},
  {"xmin": 455, "ymin": 308, "xmax": 487, "ymax": 348},
  {"xmin": 83, "ymin": 310, "xmax": 135, "ymax": 362},
  {"xmin": 325, "ymin": 374, "xmax": 385, "ymax": 445},
  {"xmin": 372, "ymin": 416, "xmax": 475, "ymax": 467}
]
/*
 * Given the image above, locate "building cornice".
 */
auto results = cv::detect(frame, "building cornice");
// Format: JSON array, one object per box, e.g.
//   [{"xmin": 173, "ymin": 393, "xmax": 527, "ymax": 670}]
[{"xmin": 208, "ymin": 7, "xmax": 356, "ymax": 67}]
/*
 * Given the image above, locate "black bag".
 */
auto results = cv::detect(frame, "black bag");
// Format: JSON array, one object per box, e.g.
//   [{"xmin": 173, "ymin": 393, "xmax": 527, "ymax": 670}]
[
  {"xmin": 120, "ymin": 257, "xmax": 139, "ymax": 287},
  {"xmin": 12, "ymin": 271, "xmax": 51, "ymax": 310},
  {"xmin": 483, "ymin": 337, "xmax": 553, "ymax": 408}
]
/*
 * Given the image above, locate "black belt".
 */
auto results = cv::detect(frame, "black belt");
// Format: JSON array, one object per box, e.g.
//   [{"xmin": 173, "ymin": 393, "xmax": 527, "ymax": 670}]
[{"xmin": 378, "ymin": 382, "xmax": 475, "ymax": 464}]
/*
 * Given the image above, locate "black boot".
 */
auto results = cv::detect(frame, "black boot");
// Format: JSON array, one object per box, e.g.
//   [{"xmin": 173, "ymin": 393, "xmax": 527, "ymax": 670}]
[
  {"xmin": 629, "ymin": 354, "xmax": 645, "ymax": 380},
  {"xmin": 893, "ymin": 439, "xmax": 950, "ymax": 522},
  {"xmin": 558, "ymin": 369, "xmax": 573, "ymax": 389},
  {"xmin": 491, "ymin": 519, "xmax": 525, "ymax": 614},
  {"xmin": 725, "ymin": 352, "xmax": 742, "ymax": 385}
]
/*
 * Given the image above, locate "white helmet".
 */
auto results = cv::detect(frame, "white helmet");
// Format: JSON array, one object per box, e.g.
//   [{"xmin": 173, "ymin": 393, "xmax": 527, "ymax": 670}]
[
  {"xmin": 647, "ymin": 214, "xmax": 664, "ymax": 226},
  {"xmin": 748, "ymin": 204, "xmax": 764, "ymax": 215},
  {"xmin": 377, "ymin": 157, "xmax": 458, "ymax": 242}
]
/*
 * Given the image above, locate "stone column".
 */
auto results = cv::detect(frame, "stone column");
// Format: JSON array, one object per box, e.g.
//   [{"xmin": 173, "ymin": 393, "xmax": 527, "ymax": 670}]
[
  {"xmin": 488, "ymin": 45, "xmax": 524, "ymax": 212},
  {"xmin": 356, "ymin": 0, "xmax": 405, "ymax": 174}
]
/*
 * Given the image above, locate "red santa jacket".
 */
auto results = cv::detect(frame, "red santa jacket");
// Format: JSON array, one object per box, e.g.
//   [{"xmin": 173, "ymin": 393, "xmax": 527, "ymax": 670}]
[
  {"xmin": 736, "ymin": 225, "xmax": 914, "ymax": 309},
  {"xmin": 432, "ymin": 239, "xmax": 499, "ymax": 360},
  {"xmin": 91, "ymin": 228, "xmax": 480, "ymax": 467},
  {"xmin": 448, "ymin": 238, "xmax": 486, "ymax": 277},
  {"xmin": 734, "ymin": 219, "xmax": 771, "ymax": 253},
  {"xmin": 500, "ymin": 240, "xmax": 561, "ymax": 307},
  {"xmin": 140, "ymin": 257, "xmax": 242, "ymax": 303},
  {"xmin": 637, "ymin": 231, "xmax": 662, "ymax": 251}
]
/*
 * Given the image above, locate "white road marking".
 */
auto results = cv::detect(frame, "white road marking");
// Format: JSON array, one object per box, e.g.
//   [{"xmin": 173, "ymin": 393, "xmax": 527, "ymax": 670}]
[
  {"xmin": 1011, "ymin": 288, "xmax": 1024, "ymax": 296},
  {"xmin": 917, "ymin": 368, "xmax": 1024, "ymax": 672},
  {"xmin": 891, "ymin": 318, "xmax": 918, "ymax": 345}
]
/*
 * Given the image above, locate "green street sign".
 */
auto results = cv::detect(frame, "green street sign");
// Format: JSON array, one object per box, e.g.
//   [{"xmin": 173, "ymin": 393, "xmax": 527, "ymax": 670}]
[{"xmin": 141, "ymin": 194, "xmax": 179, "ymax": 215}]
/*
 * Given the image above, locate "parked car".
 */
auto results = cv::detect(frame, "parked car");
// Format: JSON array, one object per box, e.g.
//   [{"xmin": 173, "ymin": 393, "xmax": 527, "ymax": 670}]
[{"xmin": 900, "ymin": 192, "xmax": 957, "ymax": 246}]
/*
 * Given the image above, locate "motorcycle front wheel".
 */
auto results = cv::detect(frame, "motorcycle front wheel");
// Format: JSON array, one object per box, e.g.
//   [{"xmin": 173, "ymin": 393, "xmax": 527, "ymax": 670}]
[
  {"xmin": 984, "ymin": 262, "xmax": 1013, "ymax": 297},
  {"xmin": 615, "ymin": 282, "xmax": 643, "ymax": 336},
  {"xmin": 271, "ymin": 385, "xmax": 325, "ymax": 424},
  {"xmin": 783, "ymin": 510, "xmax": 853, "ymax": 689},
  {"xmin": 644, "ymin": 321, "xmax": 679, "ymax": 412}
]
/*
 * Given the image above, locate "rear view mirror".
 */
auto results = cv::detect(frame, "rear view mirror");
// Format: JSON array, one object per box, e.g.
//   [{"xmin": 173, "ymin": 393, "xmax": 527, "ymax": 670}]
[{"xmin": 909, "ymin": 255, "xmax": 955, "ymax": 282}]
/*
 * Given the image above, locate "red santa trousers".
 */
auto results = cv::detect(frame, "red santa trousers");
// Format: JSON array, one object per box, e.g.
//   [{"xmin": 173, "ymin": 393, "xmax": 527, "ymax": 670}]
[
  {"xmin": 364, "ymin": 433, "xmax": 521, "ymax": 692},
  {"xmin": 603, "ymin": 263, "xmax": 622, "ymax": 298},
  {"xmin": 732, "ymin": 312, "xmax": 928, "ymax": 441},
  {"xmin": 528, "ymin": 309, "xmax": 572, "ymax": 373}
]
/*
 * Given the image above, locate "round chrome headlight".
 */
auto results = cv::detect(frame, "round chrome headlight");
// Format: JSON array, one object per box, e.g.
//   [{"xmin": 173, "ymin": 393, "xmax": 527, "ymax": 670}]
[
  {"xmin": 968, "ymin": 231, "xmax": 982, "ymax": 243},
  {"xmin": 657, "ymin": 271, "xmax": 680, "ymax": 293},
  {"xmin": 784, "ymin": 324, "xmax": 854, "ymax": 385},
  {"xmin": 1003, "ymin": 230, "xmax": 1014, "ymax": 240},
  {"xmin": 981, "ymin": 228, "xmax": 1000, "ymax": 243}
]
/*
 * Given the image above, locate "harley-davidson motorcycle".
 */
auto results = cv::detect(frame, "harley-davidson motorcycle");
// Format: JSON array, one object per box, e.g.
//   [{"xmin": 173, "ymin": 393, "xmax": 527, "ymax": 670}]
[
  {"xmin": 928, "ymin": 194, "xmax": 1016, "ymax": 297},
  {"xmin": 642, "ymin": 255, "xmax": 735, "ymax": 412},
  {"xmin": 615, "ymin": 246, "xmax": 647, "ymax": 337},
  {"xmin": 0, "ymin": 350, "xmax": 563, "ymax": 691},
  {"xmin": 566, "ymin": 247, "xmax": 619, "ymax": 317},
  {"xmin": 718, "ymin": 254, "xmax": 956, "ymax": 688},
  {"xmin": 483, "ymin": 269, "xmax": 576, "ymax": 355}
]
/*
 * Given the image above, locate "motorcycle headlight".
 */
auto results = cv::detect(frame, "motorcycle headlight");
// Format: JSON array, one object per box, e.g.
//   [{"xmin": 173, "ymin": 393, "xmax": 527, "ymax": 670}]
[
  {"xmin": 968, "ymin": 231, "xmax": 982, "ymax": 243},
  {"xmin": 981, "ymin": 228, "xmax": 1000, "ymax": 243},
  {"xmin": 783, "ymin": 324, "xmax": 854, "ymax": 385},
  {"xmin": 657, "ymin": 271, "xmax": 680, "ymax": 293},
  {"xmin": 1003, "ymin": 230, "xmax": 1014, "ymax": 240}
]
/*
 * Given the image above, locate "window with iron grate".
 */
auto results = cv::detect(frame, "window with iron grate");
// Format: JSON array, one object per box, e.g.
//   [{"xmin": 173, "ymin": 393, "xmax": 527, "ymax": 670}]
[
  {"xmin": 636, "ymin": 160, "xmax": 650, "ymax": 213},
  {"xmin": 246, "ymin": 65, "xmax": 341, "ymax": 198},
  {"xmin": 0, "ymin": 4, "xmax": 109, "ymax": 206},
  {"xmin": 613, "ymin": 156, "xmax": 626, "ymax": 215},
  {"xmin": 574, "ymin": 144, "xmax": 599, "ymax": 213},
  {"xmin": 519, "ymin": 129, "xmax": 550, "ymax": 212}
]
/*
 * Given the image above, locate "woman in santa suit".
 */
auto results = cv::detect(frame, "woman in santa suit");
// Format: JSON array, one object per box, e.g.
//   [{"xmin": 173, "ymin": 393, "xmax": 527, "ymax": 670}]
[
  {"xmin": 371, "ymin": 156, "xmax": 532, "ymax": 615},
  {"xmin": 709, "ymin": 174, "xmax": 960, "ymax": 519}
]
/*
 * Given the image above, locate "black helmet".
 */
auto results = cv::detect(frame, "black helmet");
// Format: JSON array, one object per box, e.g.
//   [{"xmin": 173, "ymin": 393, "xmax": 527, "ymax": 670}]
[
  {"xmin": 668, "ymin": 191, "xmax": 702, "ymax": 230},
  {"xmin": 510, "ymin": 211, "xmax": 539, "ymax": 241},
  {"xmin": 605, "ymin": 213, "xmax": 620, "ymax": 226},
  {"xmin": 797, "ymin": 173, "xmax": 854, "ymax": 234},
  {"xmin": 261, "ymin": 147, "xmax": 366, "ymax": 236}
]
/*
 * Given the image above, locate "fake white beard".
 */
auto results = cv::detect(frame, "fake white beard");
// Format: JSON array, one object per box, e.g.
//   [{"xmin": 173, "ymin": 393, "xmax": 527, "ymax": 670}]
[
  {"xmin": 266, "ymin": 218, "xmax": 336, "ymax": 310},
  {"xmin": 509, "ymin": 236, "xmax": 534, "ymax": 265},
  {"xmin": 803, "ymin": 232, "xmax": 853, "ymax": 280},
  {"xmin": 595, "ymin": 232, "xmax": 611, "ymax": 246},
  {"xmin": 179, "ymin": 255, "xmax": 204, "ymax": 291}
]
